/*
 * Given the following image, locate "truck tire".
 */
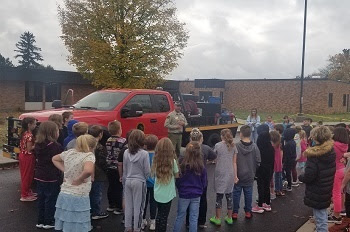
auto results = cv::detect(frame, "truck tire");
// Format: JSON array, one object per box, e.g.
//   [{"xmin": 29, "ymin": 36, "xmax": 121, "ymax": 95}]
[{"xmin": 206, "ymin": 132, "xmax": 221, "ymax": 147}]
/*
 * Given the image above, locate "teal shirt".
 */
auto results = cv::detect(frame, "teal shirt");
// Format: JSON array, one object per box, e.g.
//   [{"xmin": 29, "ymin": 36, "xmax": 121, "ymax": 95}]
[{"xmin": 154, "ymin": 159, "xmax": 179, "ymax": 203}]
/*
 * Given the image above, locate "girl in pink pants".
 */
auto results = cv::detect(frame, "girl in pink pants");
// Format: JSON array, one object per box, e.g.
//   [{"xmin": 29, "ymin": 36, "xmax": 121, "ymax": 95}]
[{"xmin": 330, "ymin": 127, "xmax": 349, "ymax": 223}]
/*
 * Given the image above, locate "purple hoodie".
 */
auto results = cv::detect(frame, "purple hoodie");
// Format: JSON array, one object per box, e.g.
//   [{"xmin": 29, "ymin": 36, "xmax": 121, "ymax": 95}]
[{"xmin": 176, "ymin": 166, "xmax": 207, "ymax": 199}]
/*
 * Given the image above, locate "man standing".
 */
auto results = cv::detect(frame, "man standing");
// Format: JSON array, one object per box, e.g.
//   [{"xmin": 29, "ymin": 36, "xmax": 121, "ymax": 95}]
[{"xmin": 164, "ymin": 101, "xmax": 188, "ymax": 156}]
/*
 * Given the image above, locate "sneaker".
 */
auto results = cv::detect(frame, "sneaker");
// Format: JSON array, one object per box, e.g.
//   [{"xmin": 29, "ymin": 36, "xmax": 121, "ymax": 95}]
[
  {"xmin": 29, "ymin": 192, "xmax": 38, "ymax": 197},
  {"xmin": 198, "ymin": 224, "xmax": 207, "ymax": 229},
  {"xmin": 251, "ymin": 206, "xmax": 264, "ymax": 214},
  {"xmin": 20, "ymin": 196, "xmax": 37, "ymax": 202},
  {"xmin": 36, "ymin": 224, "xmax": 44, "ymax": 228},
  {"xmin": 43, "ymin": 223, "xmax": 55, "ymax": 229},
  {"xmin": 224, "ymin": 216, "xmax": 233, "ymax": 225},
  {"xmin": 270, "ymin": 194, "xmax": 276, "ymax": 200},
  {"xmin": 245, "ymin": 212, "xmax": 252, "ymax": 219},
  {"xmin": 286, "ymin": 187, "xmax": 292, "ymax": 192},
  {"xmin": 141, "ymin": 219, "xmax": 148, "ymax": 230},
  {"xmin": 262, "ymin": 203, "xmax": 272, "ymax": 212},
  {"xmin": 340, "ymin": 210, "xmax": 347, "ymax": 217},
  {"xmin": 149, "ymin": 219, "xmax": 156, "ymax": 230},
  {"xmin": 91, "ymin": 212, "xmax": 109, "ymax": 220},
  {"xmin": 113, "ymin": 209, "xmax": 123, "ymax": 215},
  {"xmin": 328, "ymin": 215, "xmax": 342, "ymax": 225},
  {"xmin": 292, "ymin": 182, "xmax": 300, "ymax": 187},
  {"xmin": 106, "ymin": 206, "xmax": 117, "ymax": 212},
  {"xmin": 232, "ymin": 213, "xmax": 238, "ymax": 220},
  {"xmin": 209, "ymin": 216, "xmax": 221, "ymax": 226},
  {"xmin": 283, "ymin": 180, "xmax": 288, "ymax": 187}
]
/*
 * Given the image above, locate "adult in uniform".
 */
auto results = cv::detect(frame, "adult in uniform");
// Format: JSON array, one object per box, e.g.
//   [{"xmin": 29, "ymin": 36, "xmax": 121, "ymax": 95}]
[{"xmin": 164, "ymin": 101, "xmax": 188, "ymax": 156}]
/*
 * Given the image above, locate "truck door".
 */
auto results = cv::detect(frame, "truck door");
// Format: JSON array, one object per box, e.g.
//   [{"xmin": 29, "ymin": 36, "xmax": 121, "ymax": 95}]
[
  {"xmin": 150, "ymin": 94, "xmax": 171, "ymax": 138},
  {"xmin": 120, "ymin": 94, "xmax": 158, "ymax": 136}
]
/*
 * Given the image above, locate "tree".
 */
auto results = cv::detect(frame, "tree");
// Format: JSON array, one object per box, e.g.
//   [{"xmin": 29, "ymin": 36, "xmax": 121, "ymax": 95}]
[
  {"xmin": 58, "ymin": 0, "xmax": 189, "ymax": 88},
  {"xmin": 320, "ymin": 49, "xmax": 350, "ymax": 81},
  {"xmin": 0, "ymin": 53, "xmax": 14, "ymax": 67},
  {"xmin": 14, "ymin": 31, "xmax": 43, "ymax": 68}
]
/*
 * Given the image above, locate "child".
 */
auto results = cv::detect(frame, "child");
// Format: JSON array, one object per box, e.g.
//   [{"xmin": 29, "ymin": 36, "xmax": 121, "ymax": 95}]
[
  {"xmin": 65, "ymin": 122, "xmax": 88, "ymax": 150},
  {"xmin": 299, "ymin": 126, "xmax": 335, "ymax": 232},
  {"xmin": 246, "ymin": 108, "xmax": 260, "ymax": 143},
  {"xmin": 233, "ymin": 125, "xmax": 261, "ymax": 220},
  {"xmin": 283, "ymin": 128, "xmax": 296, "ymax": 192},
  {"xmin": 62, "ymin": 111, "xmax": 73, "ymax": 139},
  {"xmin": 48, "ymin": 114, "xmax": 65, "ymax": 147},
  {"xmin": 185, "ymin": 128, "xmax": 216, "ymax": 228},
  {"xmin": 34, "ymin": 121, "xmax": 64, "ymax": 229},
  {"xmin": 265, "ymin": 116, "xmax": 275, "ymax": 132},
  {"xmin": 301, "ymin": 118, "xmax": 313, "ymax": 141},
  {"xmin": 282, "ymin": 115, "xmax": 290, "ymax": 131},
  {"xmin": 328, "ymin": 127, "xmax": 349, "ymax": 224},
  {"xmin": 123, "ymin": 129, "xmax": 151, "ymax": 232},
  {"xmin": 292, "ymin": 126, "xmax": 302, "ymax": 187},
  {"xmin": 270, "ymin": 131, "xmax": 284, "ymax": 196},
  {"xmin": 152, "ymin": 138, "xmax": 179, "ymax": 232},
  {"xmin": 173, "ymin": 142, "xmax": 207, "ymax": 232},
  {"xmin": 210, "ymin": 129, "xmax": 237, "ymax": 225},
  {"xmin": 142, "ymin": 134, "xmax": 159, "ymax": 231},
  {"xmin": 252, "ymin": 124, "xmax": 274, "ymax": 213},
  {"xmin": 19, "ymin": 117, "xmax": 37, "ymax": 201},
  {"xmin": 52, "ymin": 134, "xmax": 97, "ymax": 232},
  {"xmin": 105, "ymin": 120, "xmax": 126, "ymax": 214},
  {"xmin": 63, "ymin": 119, "xmax": 78, "ymax": 148},
  {"xmin": 89, "ymin": 125, "xmax": 109, "ymax": 220},
  {"xmin": 296, "ymin": 130, "xmax": 307, "ymax": 175}
]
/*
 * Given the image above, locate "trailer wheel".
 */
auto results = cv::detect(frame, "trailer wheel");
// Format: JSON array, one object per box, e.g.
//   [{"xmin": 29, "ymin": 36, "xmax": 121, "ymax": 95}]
[{"xmin": 206, "ymin": 132, "xmax": 221, "ymax": 147}]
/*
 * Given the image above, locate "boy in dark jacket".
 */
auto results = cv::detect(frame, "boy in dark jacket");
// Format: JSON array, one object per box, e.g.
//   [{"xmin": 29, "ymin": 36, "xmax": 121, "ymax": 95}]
[
  {"xmin": 233, "ymin": 125, "xmax": 261, "ymax": 219},
  {"xmin": 89, "ymin": 125, "xmax": 109, "ymax": 220},
  {"xmin": 252, "ymin": 124, "xmax": 274, "ymax": 214},
  {"xmin": 283, "ymin": 128, "xmax": 297, "ymax": 191},
  {"xmin": 299, "ymin": 126, "xmax": 335, "ymax": 232}
]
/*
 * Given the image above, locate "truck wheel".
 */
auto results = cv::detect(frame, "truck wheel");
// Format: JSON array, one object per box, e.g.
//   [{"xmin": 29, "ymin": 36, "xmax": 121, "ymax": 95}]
[{"xmin": 206, "ymin": 132, "xmax": 221, "ymax": 147}]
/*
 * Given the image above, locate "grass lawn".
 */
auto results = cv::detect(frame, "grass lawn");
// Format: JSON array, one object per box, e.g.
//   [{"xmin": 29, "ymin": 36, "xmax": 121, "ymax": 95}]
[
  {"xmin": 234, "ymin": 110, "xmax": 350, "ymax": 123},
  {"xmin": 0, "ymin": 112, "xmax": 22, "ymax": 148}
]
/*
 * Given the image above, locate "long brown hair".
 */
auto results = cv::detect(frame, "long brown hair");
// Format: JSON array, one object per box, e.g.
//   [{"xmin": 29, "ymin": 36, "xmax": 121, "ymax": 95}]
[
  {"xmin": 21, "ymin": 117, "xmax": 36, "ymax": 138},
  {"xmin": 48, "ymin": 114, "xmax": 63, "ymax": 129},
  {"xmin": 269, "ymin": 130, "xmax": 281, "ymax": 147},
  {"xmin": 221, "ymin": 129, "xmax": 235, "ymax": 151},
  {"xmin": 180, "ymin": 142, "xmax": 204, "ymax": 175},
  {"xmin": 152, "ymin": 138, "xmax": 177, "ymax": 185},
  {"xmin": 128, "ymin": 129, "xmax": 145, "ymax": 155},
  {"xmin": 36, "ymin": 121, "xmax": 59, "ymax": 144}
]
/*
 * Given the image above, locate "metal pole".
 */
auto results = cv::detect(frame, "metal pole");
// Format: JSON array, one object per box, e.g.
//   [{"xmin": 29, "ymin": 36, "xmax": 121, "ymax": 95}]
[{"xmin": 300, "ymin": 0, "xmax": 307, "ymax": 115}]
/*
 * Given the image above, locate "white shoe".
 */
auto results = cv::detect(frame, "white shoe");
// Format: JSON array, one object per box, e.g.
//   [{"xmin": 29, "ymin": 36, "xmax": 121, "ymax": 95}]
[
  {"xmin": 36, "ymin": 224, "xmax": 44, "ymax": 229},
  {"xmin": 141, "ymin": 219, "xmax": 148, "ymax": 230},
  {"xmin": 149, "ymin": 219, "xmax": 156, "ymax": 231}
]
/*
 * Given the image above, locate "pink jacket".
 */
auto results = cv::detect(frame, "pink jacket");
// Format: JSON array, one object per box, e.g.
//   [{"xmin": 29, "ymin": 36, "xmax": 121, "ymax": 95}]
[
  {"xmin": 298, "ymin": 139, "xmax": 307, "ymax": 162},
  {"xmin": 334, "ymin": 141, "xmax": 348, "ymax": 170}
]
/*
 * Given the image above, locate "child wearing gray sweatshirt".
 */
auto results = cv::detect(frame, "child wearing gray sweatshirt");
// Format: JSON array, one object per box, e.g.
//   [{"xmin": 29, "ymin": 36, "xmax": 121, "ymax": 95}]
[{"xmin": 123, "ymin": 130, "xmax": 151, "ymax": 232}]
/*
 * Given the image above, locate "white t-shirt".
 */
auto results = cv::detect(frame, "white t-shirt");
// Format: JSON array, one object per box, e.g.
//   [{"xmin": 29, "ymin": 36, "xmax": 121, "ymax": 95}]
[{"xmin": 59, "ymin": 149, "xmax": 96, "ymax": 196}]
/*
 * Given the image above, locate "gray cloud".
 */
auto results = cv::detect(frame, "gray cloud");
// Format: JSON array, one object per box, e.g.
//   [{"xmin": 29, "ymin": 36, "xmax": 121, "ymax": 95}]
[{"xmin": 0, "ymin": 0, "xmax": 349, "ymax": 79}]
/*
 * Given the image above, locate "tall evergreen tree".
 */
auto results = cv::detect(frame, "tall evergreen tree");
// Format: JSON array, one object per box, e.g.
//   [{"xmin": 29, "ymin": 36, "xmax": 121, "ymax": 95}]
[
  {"xmin": 0, "ymin": 53, "xmax": 14, "ymax": 67},
  {"xmin": 14, "ymin": 31, "xmax": 43, "ymax": 68}
]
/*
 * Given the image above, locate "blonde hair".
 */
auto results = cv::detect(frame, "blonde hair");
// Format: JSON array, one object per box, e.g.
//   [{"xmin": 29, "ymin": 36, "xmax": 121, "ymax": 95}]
[
  {"xmin": 152, "ymin": 138, "xmax": 177, "ymax": 185},
  {"xmin": 36, "ymin": 121, "xmax": 59, "ymax": 144},
  {"xmin": 299, "ymin": 130, "xmax": 307, "ymax": 140},
  {"xmin": 73, "ymin": 122, "xmax": 88, "ymax": 137},
  {"xmin": 221, "ymin": 129, "xmax": 235, "ymax": 151},
  {"xmin": 48, "ymin": 114, "xmax": 63, "ymax": 129},
  {"xmin": 76, "ymin": 134, "xmax": 97, "ymax": 153},
  {"xmin": 190, "ymin": 128, "xmax": 203, "ymax": 142},
  {"xmin": 310, "ymin": 126, "xmax": 332, "ymax": 144}
]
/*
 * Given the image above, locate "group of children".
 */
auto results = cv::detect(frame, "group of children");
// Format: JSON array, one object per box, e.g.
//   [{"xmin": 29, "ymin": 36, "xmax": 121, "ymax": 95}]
[{"xmin": 17, "ymin": 109, "xmax": 350, "ymax": 232}]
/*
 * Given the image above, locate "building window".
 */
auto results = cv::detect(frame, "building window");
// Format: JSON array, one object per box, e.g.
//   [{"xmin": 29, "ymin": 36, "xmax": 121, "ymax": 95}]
[
  {"xmin": 25, "ymin": 82, "xmax": 43, "ymax": 102},
  {"xmin": 45, "ymin": 83, "xmax": 61, "ymax": 102},
  {"xmin": 328, "ymin": 93, "xmax": 333, "ymax": 107},
  {"xmin": 343, "ymin": 94, "xmax": 347, "ymax": 107},
  {"xmin": 199, "ymin": 91, "xmax": 212, "ymax": 102}
]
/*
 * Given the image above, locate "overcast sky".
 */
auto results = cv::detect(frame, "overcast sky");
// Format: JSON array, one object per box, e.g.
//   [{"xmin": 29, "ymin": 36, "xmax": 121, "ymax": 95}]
[{"xmin": 0, "ymin": 0, "xmax": 349, "ymax": 80}]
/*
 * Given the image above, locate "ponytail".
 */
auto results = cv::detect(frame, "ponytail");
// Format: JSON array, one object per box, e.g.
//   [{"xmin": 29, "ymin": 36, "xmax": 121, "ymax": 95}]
[
  {"xmin": 76, "ymin": 134, "xmax": 97, "ymax": 153},
  {"xmin": 221, "ymin": 129, "xmax": 234, "ymax": 151}
]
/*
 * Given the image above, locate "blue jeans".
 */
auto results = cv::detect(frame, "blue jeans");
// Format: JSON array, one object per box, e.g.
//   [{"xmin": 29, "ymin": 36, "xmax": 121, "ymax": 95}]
[
  {"xmin": 313, "ymin": 208, "xmax": 328, "ymax": 232},
  {"xmin": 274, "ymin": 172, "xmax": 283, "ymax": 192},
  {"xmin": 173, "ymin": 197, "xmax": 200, "ymax": 232},
  {"xmin": 36, "ymin": 180, "xmax": 60, "ymax": 225},
  {"xmin": 250, "ymin": 129, "xmax": 258, "ymax": 143},
  {"xmin": 233, "ymin": 184, "xmax": 253, "ymax": 213},
  {"xmin": 89, "ymin": 181, "xmax": 104, "ymax": 216}
]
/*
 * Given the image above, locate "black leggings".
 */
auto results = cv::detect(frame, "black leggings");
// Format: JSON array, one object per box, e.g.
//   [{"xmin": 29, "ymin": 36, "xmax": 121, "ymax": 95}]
[
  {"xmin": 257, "ymin": 169, "xmax": 273, "ymax": 207},
  {"xmin": 156, "ymin": 200, "xmax": 172, "ymax": 232},
  {"xmin": 143, "ymin": 187, "xmax": 157, "ymax": 220},
  {"xmin": 284, "ymin": 163, "xmax": 292, "ymax": 188},
  {"xmin": 106, "ymin": 169, "xmax": 123, "ymax": 209}
]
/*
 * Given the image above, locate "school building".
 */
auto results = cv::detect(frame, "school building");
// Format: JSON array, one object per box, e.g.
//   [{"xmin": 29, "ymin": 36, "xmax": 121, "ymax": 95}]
[{"xmin": 1, "ymin": 67, "xmax": 350, "ymax": 114}]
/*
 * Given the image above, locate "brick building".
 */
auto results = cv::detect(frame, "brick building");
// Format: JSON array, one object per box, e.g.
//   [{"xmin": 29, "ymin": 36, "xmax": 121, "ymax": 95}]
[
  {"xmin": 174, "ymin": 79, "xmax": 350, "ymax": 114},
  {"xmin": 0, "ymin": 67, "xmax": 96, "ymax": 112}
]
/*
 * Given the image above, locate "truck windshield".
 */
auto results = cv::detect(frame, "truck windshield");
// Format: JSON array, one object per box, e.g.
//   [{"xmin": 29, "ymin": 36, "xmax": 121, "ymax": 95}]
[{"xmin": 74, "ymin": 91, "xmax": 128, "ymax": 111}]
